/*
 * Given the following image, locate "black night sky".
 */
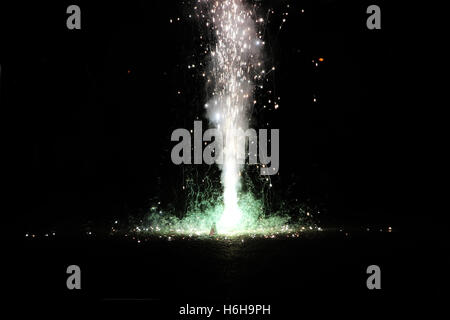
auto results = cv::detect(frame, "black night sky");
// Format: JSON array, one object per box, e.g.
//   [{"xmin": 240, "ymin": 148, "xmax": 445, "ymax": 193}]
[
  {"xmin": 2, "ymin": 0, "xmax": 445, "ymax": 315},
  {"xmin": 5, "ymin": 0, "xmax": 403, "ymax": 229}
]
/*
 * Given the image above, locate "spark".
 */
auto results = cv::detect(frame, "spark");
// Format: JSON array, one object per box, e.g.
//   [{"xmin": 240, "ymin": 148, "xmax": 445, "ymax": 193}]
[
  {"xmin": 202, "ymin": 0, "xmax": 263, "ymax": 233},
  {"xmin": 85, "ymin": 1, "xmax": 321, "ymax": 238}
]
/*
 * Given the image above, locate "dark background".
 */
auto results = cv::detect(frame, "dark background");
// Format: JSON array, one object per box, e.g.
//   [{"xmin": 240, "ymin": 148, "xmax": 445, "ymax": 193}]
[
  {"xmin": 2, "ymin": 0, "xmax": 413, "ymax": 231},
  {"xmin": 2, "ymin": 0, "xmax": 445, "ymax": 315}
]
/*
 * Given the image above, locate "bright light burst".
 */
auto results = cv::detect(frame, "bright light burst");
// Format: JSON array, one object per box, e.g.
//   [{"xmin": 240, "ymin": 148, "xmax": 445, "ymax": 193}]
[
  {"xmin": 130, "ymin": 1, "xmax": 320, "ymax": 238},
  {"xmin": 130, "ymin": 193, "xmax": 320, "ymax": 238},
  {"xmin": 202, "ymin": 0, "xmax": 263, "ymax": 233},
  {"xmin": 122, "ymin": 175, "xmax": 320, "ymax": 238}
]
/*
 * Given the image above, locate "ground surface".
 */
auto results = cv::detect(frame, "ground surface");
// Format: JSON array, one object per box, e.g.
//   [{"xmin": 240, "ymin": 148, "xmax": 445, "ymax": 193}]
[{"xmin": 10, "ymin": 227, "xmax": 448, "ymax": 317}]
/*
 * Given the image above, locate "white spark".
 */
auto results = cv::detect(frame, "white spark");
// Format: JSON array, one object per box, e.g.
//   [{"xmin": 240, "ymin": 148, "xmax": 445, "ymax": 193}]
[{"xmin": 202, "ymin": 0, "xmax": 263, "ymax": 232}]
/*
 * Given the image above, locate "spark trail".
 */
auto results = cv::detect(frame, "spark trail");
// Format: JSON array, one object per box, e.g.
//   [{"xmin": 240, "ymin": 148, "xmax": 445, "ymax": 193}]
[
  {"xmin": 203, "ymin": 0, "xmax": 263, "ymax": 232},
  {"xmin": 130, "ymin": 1, "xmax": 319, "ymax": 237}
]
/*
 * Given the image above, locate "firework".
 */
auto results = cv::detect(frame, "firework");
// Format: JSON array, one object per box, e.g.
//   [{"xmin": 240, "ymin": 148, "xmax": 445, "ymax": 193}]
[
  {"xmin": 202, "ymin": 0, "xmax": 263, "ymax": 232},
  {"xmin": 138, "ymin": 1, "xmax": 318, "ymax": 237}
]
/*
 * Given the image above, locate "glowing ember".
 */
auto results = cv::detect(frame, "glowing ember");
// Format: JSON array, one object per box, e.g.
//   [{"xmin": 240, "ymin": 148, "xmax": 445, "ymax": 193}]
[{"xmin": 202, "ymin": 0, "xmax": 263, "ymax": 233}]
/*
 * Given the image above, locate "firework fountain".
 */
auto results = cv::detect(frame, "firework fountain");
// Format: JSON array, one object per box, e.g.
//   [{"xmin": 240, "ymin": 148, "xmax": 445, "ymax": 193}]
[
  {"xmin": 22, "ymin": 1, "xmax": 323, "ymax": 242},
  {"xmin": 120, "ymin": 1, "xmax": 320, "ymax": 238},
  {"xmin": 204, "ymin": 0, "xmax": 262, "ymax": 232}
]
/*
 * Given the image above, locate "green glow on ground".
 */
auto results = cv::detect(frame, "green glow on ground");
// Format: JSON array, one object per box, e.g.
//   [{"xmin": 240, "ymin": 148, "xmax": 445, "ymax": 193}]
[{"xmin": 132, "ymin": 192, "xmax": 319, "ymax": 238}]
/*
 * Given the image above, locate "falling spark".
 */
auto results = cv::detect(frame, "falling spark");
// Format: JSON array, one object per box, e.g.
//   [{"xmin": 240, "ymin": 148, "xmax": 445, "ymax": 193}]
[
  {"xmin": 202, "ymin": 0, "xmax": 263, "ymax": 232},
  {"xmin": 102, "ymin": 1, "xmax": 321, "ymax": 238}
]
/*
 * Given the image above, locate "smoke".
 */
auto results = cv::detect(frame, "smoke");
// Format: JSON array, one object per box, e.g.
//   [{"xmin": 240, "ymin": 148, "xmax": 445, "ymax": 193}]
[{"xmin": 202, "ymin": 0, "xmax": 263, "ymax": 232}]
